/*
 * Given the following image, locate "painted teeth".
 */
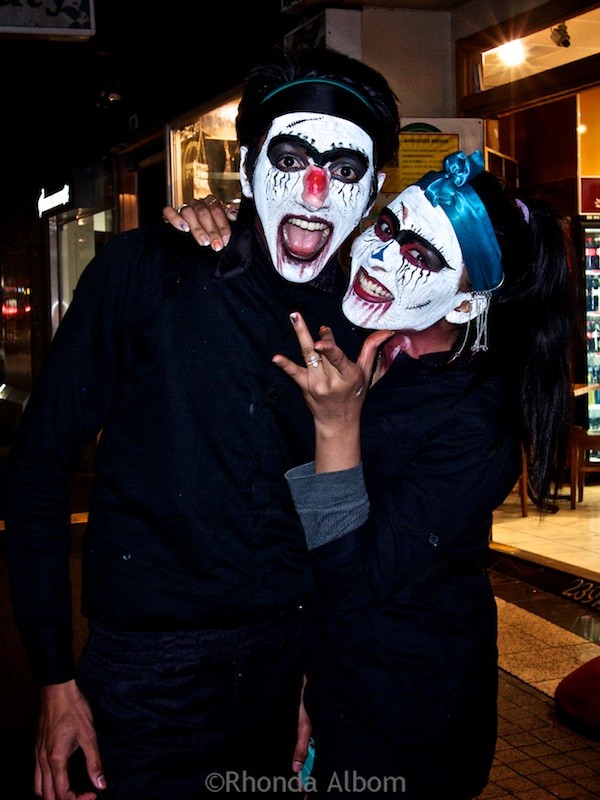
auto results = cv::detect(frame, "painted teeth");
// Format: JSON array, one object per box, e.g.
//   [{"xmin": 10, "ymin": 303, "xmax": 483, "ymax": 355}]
[
  {"xmin": 288, "ymin": 218, "xmax": 329, "ymax": 232},
  {"xmin": 358, "ymin": 271, "xmax": 393, "ymax": 300}
]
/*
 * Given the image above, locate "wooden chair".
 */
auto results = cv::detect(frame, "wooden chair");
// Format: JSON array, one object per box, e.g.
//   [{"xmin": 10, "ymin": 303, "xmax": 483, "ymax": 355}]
[{"xmin": 570, "ymin": 425, "xmax": 600, "ymax": 508}]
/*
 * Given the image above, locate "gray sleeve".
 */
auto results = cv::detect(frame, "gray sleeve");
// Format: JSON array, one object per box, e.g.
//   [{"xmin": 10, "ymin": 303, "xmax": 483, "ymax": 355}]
[{"xmin": 285, "ymin": 462, "xmax": 369, "ymax": 550}]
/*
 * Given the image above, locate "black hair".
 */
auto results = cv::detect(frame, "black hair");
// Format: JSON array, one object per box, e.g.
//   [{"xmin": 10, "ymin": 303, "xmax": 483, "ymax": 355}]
[
  {"xmin": 467, "ymin": 171, "xmax": 575, "ymax": 510},
  {"xmin": 236, "ymin": 45, "xmax": 400, "ymax": 183}
]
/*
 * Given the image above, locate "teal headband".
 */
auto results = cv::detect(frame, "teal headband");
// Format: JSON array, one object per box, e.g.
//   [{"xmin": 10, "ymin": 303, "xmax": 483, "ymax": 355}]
[
  {"xmin": 417, "ymin": 150, "xmax": 503, "ymax": 293},
  {"xmin": 256, "ymin": 78, "xmax": 385, "ymax": 162},
  {"xmin": 261, "ymin": 78, "xmax": 378, "ymax": 111}
]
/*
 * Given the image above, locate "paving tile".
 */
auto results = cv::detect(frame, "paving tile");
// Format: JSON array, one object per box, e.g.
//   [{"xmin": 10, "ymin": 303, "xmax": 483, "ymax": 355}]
[{"xmin": 508, "ymin": 757, "xmax": 551, "ymax": 776}]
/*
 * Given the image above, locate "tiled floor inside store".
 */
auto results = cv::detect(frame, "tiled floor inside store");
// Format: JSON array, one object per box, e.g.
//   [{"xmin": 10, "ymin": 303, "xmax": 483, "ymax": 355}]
[{"xmin": 492, "ymin": 482, "xmax": 600, "ymax": 580}]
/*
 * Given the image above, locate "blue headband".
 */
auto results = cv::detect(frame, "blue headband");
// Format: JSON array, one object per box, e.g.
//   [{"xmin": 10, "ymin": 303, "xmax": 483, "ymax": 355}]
[{"xmin": 417, "ymin": 150, "xmax": 503, "ymax": 293}]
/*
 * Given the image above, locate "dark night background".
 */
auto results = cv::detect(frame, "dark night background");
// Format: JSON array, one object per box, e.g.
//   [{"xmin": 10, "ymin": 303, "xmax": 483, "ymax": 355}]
[{"xmin": 0, "ymin": 1, "xmax": 301, "ymax": 219}]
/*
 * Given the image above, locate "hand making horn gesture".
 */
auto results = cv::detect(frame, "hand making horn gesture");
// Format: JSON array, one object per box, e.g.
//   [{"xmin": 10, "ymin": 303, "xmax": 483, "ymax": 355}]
[{"xmin": 272, "ymin": 312, "xmax": 393, "ymax": 473}]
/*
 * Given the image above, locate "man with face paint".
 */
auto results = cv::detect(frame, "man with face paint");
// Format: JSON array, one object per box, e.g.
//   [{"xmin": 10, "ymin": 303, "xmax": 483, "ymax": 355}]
[
  {"xmin": 246, "ymin": 109, "xmax": 383, "ymax": 284},
  {"xmin": 4, "ymin": 48, "xmax": 399, "ymax": 800},
  {"xmin": 269, "ymin": 150, "xmax": 574, "ymax": 798}
]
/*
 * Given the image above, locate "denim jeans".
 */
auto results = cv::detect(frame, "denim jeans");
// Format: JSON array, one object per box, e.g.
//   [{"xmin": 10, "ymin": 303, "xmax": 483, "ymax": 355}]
[{"xmin": 76, "ymin": 607, "xmax": 306, "ymax": 799}]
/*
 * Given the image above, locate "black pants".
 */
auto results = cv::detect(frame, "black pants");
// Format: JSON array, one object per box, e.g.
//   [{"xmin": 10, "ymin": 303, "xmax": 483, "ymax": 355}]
[{"xmin": 76, "ymin": 609, "xmax": 306, "ymax": 799}]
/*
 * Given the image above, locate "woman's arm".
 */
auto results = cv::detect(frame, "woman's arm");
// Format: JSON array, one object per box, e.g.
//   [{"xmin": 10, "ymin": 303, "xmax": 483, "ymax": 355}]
[
  {"xmin": 273, "ymin": 312, "xmax": 395, "ymax": 608},
  {"xmin": 273, "ymin": 312, "xmax": 391, "ymax": 473}
]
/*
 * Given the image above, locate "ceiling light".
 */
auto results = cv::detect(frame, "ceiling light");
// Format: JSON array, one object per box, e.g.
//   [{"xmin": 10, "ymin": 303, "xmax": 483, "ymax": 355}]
[{"xmin": 496, "ymin": 40, "xmax": 526, "ymax": 66}]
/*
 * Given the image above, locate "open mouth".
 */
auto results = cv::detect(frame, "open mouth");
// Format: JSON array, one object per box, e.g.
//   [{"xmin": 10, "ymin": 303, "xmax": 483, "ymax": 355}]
[
  {"xmin": 280, "ymin": 215, "xmax": 332, "ymax": 261},
  {"xmin": 351, "ymin": 267, "xmax": 394, "ymax": 304}
]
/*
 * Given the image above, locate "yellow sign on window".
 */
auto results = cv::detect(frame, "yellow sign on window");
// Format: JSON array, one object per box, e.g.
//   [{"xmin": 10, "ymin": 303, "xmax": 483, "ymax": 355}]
[{"xmin": 386, "ymin": 133, "xmax": 460, "ymax": 193}]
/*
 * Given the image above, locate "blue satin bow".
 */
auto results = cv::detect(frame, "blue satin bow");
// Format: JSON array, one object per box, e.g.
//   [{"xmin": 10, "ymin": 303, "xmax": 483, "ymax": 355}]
[{"xmin": 417, "ymin": 150, "xmax": 503, "ymax": 293}]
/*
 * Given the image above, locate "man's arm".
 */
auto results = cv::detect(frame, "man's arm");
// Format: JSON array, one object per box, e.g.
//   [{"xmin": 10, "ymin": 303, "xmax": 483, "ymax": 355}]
[{"xmin": 5, "ymin": 233, "xmax": 136, "ymax": 799}]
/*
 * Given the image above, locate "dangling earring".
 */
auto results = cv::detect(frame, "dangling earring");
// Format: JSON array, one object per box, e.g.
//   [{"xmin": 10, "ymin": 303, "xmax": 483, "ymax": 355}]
[
  {"xmin": 471, "ymin": 291, "xmax": 492, "ymax": 353},
  {"xmin": 449, "ymin": 319, "xmax": 471, "ymax": 363}
]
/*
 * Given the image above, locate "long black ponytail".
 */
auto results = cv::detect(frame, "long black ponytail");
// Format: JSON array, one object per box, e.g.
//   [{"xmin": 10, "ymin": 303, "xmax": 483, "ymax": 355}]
[{"xmin": 469, "ymin": 172, "xmax": 575, "ymax": 509}]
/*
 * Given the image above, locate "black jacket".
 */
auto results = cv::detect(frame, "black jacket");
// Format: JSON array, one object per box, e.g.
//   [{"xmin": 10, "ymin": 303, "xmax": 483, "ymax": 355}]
[
  {"xmin": 303, "ymin": 352, "xmax": 523, "ymax": 799},
  {"xmin": 4, "ymin": 220, "xmax": 362, "ymax": 684}
]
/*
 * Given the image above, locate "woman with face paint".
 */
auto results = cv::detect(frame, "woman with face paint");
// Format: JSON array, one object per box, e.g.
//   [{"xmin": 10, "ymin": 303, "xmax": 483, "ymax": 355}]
[
  {"xmin": 167, "ymin": 151, "xmax": 574, "ymax": 797},
  {"xmin": 272, "ymin": 150, "xmax": 575, "ymax": 799}
]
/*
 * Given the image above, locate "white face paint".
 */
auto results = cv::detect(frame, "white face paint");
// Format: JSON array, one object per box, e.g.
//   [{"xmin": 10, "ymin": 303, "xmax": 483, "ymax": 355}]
[
  {"xmin": 241, "ymin": 112, "xmax": 383, "ymax": 284},
  {"xmin": 343, "ymin": 185, "xmax": 475, "ymax": 331}
]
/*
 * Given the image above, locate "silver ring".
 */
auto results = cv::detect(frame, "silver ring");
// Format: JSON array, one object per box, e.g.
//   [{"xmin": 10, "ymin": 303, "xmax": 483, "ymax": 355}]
[
  {"xmin": 206, "ymin": 196, "xmax": 220, "ymax": 207},
  {"xmin": 306, "ymin": 353, "xmax": 322, "ymax": 368},
  {"xmin": 177, "ymin": 204, "xmax": 189, "ymax": 213}
]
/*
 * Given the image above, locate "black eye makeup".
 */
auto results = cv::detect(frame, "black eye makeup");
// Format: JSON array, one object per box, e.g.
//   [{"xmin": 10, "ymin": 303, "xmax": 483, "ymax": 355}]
[
  {"xmin": 374, "ymin": 206, "xmax": 450, "ymax": 273},
  {"xmin": 374, "ymin": 207, "xmax": 399, "ymax": 241},
  {"xmin": 267, "ymin": 136, "xmax": 368, "ymax": 183},
  {"xmin": 268, "ymin": 138, "xmax": 311, "ymax": 173}
]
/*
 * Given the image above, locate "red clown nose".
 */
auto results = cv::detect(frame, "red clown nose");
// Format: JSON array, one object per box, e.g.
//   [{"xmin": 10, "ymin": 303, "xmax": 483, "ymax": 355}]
[{"xmin": 302, "ymin": 165, "xmax": 329, "ymax": 208}]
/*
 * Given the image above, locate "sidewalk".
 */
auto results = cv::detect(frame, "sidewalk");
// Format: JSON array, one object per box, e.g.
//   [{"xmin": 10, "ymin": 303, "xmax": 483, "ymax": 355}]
[
  {"xmin": 479, "ymin": 569, "xmax": 600, "ymax": 799},
  {"xmin": 484, "ymin": 669, "xmax": 600, "ymax": 800}
]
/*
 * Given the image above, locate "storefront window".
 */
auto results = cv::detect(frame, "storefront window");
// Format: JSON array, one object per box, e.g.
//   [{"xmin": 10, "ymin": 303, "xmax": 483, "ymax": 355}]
[{"xmin": 168, "ymin": 92, "xmax": 241, "ymax": 210}]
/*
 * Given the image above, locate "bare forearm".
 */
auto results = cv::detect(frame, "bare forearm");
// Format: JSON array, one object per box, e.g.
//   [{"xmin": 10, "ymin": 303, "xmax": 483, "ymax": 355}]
[{"xmin": 314, "ymin": 420, "xmax": 361, "ymax": 473}]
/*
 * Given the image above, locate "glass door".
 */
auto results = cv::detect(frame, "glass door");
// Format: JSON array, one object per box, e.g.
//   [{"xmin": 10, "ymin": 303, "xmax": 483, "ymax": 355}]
[
  {"xmin": 49, "ymin": 209, "xmax": 113, "ymax": 336},
  {"xmin": 167, "ymin": 91, "xmax": 241, "ymax": 211}
]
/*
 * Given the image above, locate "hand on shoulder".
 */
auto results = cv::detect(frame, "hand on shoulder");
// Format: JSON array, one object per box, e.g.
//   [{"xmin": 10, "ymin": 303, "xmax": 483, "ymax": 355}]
[{"xmin": 162, "ymin": 195, "xmax": 236, "ymax": 251}]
